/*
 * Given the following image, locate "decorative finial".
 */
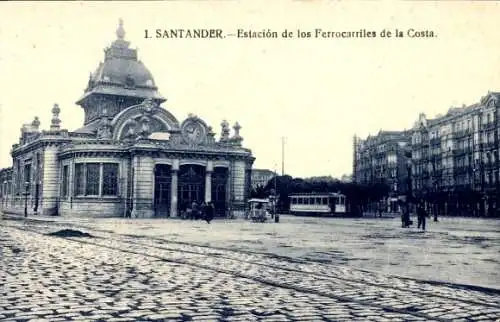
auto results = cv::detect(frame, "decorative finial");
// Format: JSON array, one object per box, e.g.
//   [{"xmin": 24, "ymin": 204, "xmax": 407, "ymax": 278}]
[
  {"xmin": 233, "ymin": 122, "xmax": 241, "ymax": 137},
  {"xmin": 116, "ymin": 18, "xmax": 125, "ymax": 40},
  {"xmin": 50, "ymin": 103, "xmax": 61, "ymax": 131},
  {"xmin": 32, "ymin": 116, "xmax": 40, "ymax": 130},
  {"xmin": 206, "ymin": 126, "xmax": 215, "ymax": 143},
  {"xmin": 231, "ymin": 122, "xmax": 243, "ymax": 145},
  {"xmin": 220, "ymin": 120, "xmax": 230, "ymax": 141}
]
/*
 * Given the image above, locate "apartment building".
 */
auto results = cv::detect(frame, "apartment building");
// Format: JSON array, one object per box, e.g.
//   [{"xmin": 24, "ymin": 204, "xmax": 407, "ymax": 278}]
[
  {"xmin": 353, "ymin": 131, "xmax": 412, "ymax": 211},
  {"xmin": 251, "ymin": 169, "xmax": 276, "ymax": 189},
  {"xmin": 410, "ymin": 91, "xmax": 499, "ymax": 216}
]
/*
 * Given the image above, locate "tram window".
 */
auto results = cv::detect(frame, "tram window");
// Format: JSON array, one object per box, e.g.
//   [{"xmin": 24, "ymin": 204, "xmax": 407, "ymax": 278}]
[
  {"xmin": 315, "ymin": 197, "xmax": 321, "ymax": 204},
  {"xmin": 322, "ymin": 197, "xmax": 328, "ymax": 205},
  {"xmin": 298, "ymin": 198, "xmax": 303, "ymax": 204},
  {"xmin": 304, "ymin": 198, "xmax": 309, "ymax": 205}
]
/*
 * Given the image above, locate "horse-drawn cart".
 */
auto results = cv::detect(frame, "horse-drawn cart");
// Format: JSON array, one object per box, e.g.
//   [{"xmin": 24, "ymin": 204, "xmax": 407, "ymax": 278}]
[{"xmin": 246, "ymin": 198, "xmax": 272, "ymax": 223}]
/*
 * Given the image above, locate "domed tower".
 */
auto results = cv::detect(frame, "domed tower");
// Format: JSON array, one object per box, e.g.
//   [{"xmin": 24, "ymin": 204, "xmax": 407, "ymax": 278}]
[{"xmin": 75, "ymin": 19, "xmax": 166, "ymax": 127}]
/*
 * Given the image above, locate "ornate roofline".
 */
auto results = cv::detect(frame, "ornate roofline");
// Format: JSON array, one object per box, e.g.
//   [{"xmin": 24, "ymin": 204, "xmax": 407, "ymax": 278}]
[{"xmin": 111, "ymin": 99, "xmax": 181, "ymax": 140}]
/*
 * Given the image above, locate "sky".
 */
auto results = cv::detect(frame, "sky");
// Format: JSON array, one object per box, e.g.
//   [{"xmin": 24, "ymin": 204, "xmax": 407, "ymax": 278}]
[{"xmin": 0, "ymin": 1, "xmax": 499, "ymax": 179}]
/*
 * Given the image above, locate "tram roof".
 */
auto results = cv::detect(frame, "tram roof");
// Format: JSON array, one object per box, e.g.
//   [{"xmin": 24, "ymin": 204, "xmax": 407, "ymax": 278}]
[{"xmin": 289, "ymin": 192, "xmax": 345, "ymax": 197}]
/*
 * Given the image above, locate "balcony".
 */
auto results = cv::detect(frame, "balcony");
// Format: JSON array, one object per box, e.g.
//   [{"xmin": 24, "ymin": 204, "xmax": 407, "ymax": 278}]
[
  {"xmin": 484, "ymin": 161, "xmax": 499, "ymax": 170},
  {"xmin": 430, "ymin": 138, "xmax": 441, "ymax": 145},
  {"xmin": 482, "ymin": 142, "xmax": 498, "ymax": 150},
  {"xmin": 481, "ymin": 122, "xmax": 496, "ymax": 131},
  {"xmin": 453, "ymin": 129, "xmax": 472, "ymax": 138}
]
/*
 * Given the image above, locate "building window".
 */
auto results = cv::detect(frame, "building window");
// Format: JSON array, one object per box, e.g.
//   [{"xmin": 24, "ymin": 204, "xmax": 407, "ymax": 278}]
[
  {"xmin": 74, "ymin": 163, "xmax": 85, "ymax": 196},
  {"xmin": 62, "ymin": 165, "xmax": 69, "ymax": 197},
  {"xmin": 102, "ymin": 163, "xmax": 119, "ymax": 196},
  {"xmin": 74, "ymin": 162, "xmax": 119, "ymax": 197},
  {"xmin": 85, "ymin": 163, "xmax": 100, "ymax": 196}
]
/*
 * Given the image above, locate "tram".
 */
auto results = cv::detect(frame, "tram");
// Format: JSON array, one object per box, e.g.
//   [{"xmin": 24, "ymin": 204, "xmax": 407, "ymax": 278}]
[{"xmin": 289, "ymin": 192, "xmax": 347, "ymax": 216}]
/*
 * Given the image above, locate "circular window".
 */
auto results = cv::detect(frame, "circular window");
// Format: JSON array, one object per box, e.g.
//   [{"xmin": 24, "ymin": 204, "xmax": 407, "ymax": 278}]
[{"xmin": 125, "ymin": 75, "xmax": 135, "ymax": 87}]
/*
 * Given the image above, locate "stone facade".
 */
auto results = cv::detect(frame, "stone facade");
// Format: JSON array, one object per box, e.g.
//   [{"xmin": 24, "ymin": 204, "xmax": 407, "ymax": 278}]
[
  {"xmin": 0, "ymin": 20, "xmax": 255, "ymax": 218},
  {"xmin": 409, "ymin": 92, "xmax": 499, "ymax": 216},
  {"xmin": 353, "ymin": 91, "xmax": 500, "ymax": 216},
  {"xmin": 353, "ymin": 131, "xmax": 412, "ymax": 195},
  {"xmin": 353, "ymin": 131, "xmax": 412, "ymax": 212},
  {"xmin": 251, "ymin": 169, "xmax": 275, "ymax": 189}
]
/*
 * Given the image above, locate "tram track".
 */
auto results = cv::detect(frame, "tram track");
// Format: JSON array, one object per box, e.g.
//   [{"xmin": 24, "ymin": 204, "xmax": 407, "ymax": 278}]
[
  {"xmin": 13, "ymin": 219, "xmax": 500, "ymax": 304},
  {"xmin": 3, "ymin": 221, "xmax": 500, "ymax": 321},
  {"xmin": 8, "ymin": 215, "xmax": 500, "ymax": 296}
]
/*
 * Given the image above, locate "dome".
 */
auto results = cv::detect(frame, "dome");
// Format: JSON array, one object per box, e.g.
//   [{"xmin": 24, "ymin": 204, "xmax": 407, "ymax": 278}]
[
  {"xmin": 77, "ymin": 19, "xmax": 165, "ymax": 105},
  {"xmin": 93, "ymin": 58, "xmax": 156, "ymax": 88}
]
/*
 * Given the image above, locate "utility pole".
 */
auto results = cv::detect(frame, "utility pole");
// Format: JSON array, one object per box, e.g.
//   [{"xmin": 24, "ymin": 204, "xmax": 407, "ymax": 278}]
[
  {"xmin": 281, "ymin": 137, "xmax": 285, "ymax": 176},
  {"xmin": 273, "ymin": 164, "xmax": 279, "ymax": 223}
]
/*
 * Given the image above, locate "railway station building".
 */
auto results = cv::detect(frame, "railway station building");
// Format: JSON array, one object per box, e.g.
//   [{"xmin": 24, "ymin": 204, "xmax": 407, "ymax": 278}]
[{"xmin": 0, "ymin": 20, "xmax": 254, "ymax": 218}]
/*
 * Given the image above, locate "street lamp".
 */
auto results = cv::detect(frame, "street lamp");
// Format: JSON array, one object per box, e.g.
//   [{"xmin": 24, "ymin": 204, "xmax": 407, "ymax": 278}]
[
  {"xmin": 405, "ymin": 152, "xmax": 413, "ymax": 206},
  {"xmin": 24, "ymin": 181, "xmax": 29, "ymax": 217},
  {"xmin": 34, "ymin": 180, "xmax": 40, "ymax": 214},
  {"xmin": 2, "ymin": 180, "xmax": 6, "ymax": 209}
]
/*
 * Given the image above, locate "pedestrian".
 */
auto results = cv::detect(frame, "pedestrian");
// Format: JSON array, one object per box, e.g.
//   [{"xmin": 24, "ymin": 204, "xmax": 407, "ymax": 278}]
[
  {"xmin": 196, "ymin": 201, "xmax": 203, "ymax": 220},
  {"xmin": 416, "ymin": 202, "xmax": 429, "ymax": 231},
  {"xmin": 401, "ymin": 204, "xmax": 409, "ymax": 228},
  {"xmin": 205, "ymin": 202, "xmax": 215, "ymax": 224},
  {"xmin": 200, "ymin": 201, "xmax": 207, "ymax": 221},
  {"xmin": 191, "ymin": 201, "xmax": 198, "ymax": 220}
]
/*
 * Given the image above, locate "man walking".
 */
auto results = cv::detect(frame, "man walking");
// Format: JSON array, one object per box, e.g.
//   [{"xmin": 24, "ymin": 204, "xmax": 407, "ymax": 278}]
[
  {"xmin": 401, "ymin": 202, "xmax": 412, "ymax": 228},
  {"xmin": 204, "ymin": 202, "xmax": 215, "ymax": 224},
  {"xmin": 416, "ymin": 202, "xmax": 429, "ymax": 231}
]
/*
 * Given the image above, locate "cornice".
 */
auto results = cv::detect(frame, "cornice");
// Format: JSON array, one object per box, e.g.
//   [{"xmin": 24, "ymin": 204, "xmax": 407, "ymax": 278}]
[{"xmin": 11, "ymin": 137, "xmax": 72, "ymax": 157}]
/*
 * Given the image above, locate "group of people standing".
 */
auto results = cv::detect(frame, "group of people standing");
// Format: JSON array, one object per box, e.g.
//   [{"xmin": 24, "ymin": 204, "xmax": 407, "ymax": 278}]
[
  {"xmin": 401, "ymin": 201, "xmax": 430, "ymax": 231},
  {"xmin": 181, "ymin": 201, "xmax": 215, "ymax": 224}
]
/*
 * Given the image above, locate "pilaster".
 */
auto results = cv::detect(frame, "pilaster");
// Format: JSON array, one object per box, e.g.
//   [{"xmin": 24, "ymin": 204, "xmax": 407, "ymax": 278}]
[
  {"xmin": 41, "ymin": 146, "xmax": 59, "ymax": 215},
  {"xmin": 205, "ymin": 161, "xmax": 213, "ymax": 203},
  {"xmin": 230, "ymin": 160, "xmax": 246, "ymax": 218},
  {"xmin": 170, "ymin": 159, "xmax": 179, "ymax": 217},
  {"xmin": 131, "ymin": 155, "xmax": 154, "ymax": 218}
]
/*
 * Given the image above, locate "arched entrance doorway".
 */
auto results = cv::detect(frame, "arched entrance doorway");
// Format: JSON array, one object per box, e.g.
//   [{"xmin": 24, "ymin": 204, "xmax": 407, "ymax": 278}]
[
  {"xmin": 178, "ymin": 165, "xmax": 205, "ymax": 212},
  {"xmin": 154, "ymin": 164, "xmax": 171, "ymax": 217},
  {"xmin": 211, "ymin": 167, "xmax": 228, "ymax": 217}
]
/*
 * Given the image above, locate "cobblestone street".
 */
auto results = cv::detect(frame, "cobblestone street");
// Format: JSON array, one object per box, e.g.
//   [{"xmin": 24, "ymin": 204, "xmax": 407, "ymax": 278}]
[{"xmin": 1, "ymin": 215, "xmax": 500, "ymax": 321}]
